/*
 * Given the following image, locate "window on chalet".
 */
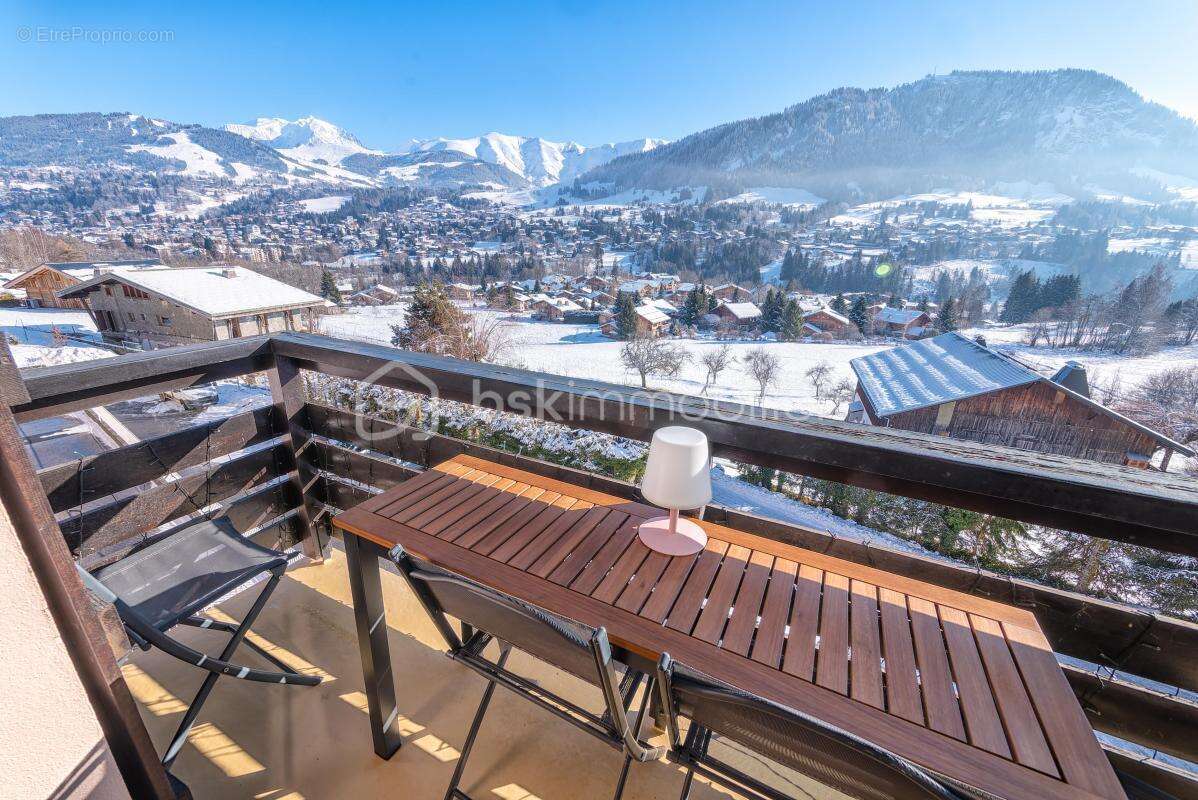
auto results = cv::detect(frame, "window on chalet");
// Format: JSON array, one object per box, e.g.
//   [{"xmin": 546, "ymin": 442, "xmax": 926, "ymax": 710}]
[{"xmin": 158, "ymin": 316, "xmax": 172, "ymax": 327}]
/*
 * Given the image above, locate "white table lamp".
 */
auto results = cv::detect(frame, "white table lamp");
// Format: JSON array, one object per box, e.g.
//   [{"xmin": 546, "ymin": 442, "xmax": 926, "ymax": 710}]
[{"xmin": 638, "ymin": 426, "xmax": 712, "ymax": 556}]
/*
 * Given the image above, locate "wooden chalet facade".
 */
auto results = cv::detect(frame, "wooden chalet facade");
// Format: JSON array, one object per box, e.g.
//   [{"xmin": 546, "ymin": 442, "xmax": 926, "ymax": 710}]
[
  {"xmin": 802, "ymin": 307, "xmax": 855, "ymax": 338},
  {"xmin": 850, "ymin": 332, "xmax": 1193, "ymax": 469}
]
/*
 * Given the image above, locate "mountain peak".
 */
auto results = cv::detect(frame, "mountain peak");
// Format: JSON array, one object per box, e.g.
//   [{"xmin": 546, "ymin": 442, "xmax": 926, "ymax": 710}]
[{"xmin": 224, "ymin": 116, "xmax": 377, "ymax": 164}]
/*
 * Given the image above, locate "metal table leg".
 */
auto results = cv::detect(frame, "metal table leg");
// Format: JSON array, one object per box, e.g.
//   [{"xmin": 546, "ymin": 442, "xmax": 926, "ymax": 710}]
[{"xmin": 344, "ymin": 533, "xmax": 403, "ymax": 759}]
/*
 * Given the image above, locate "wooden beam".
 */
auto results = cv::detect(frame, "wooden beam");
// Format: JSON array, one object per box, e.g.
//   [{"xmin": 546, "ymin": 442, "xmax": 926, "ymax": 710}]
[
  {"xmin": 1105, "ymin": 745, "xmax": 1198, "ymax": 800},
  {"xmin": 13, "ymin": 335, "xmax": 272, "ymax": 422},
  {"xmin": 37, "ymin": 405, "xmax": 283, "ymax": 514},
  {"xmin": 267, "ymin": 354, "xmax": 320, "ymax": 559},
  {"xmin": 274, "ymin": 333, "xmax": 1198, "ymax": 557},
  {"xmin": 1064, "ymin": 662, "xmax": 1198, "ymax": 764},
  {"xmin": 0, "ymin": 338, "xmax": 175, "ymax": 799},
  {"xmin": 58, "ymin": 443, "xmax": 289, "ymax": 557},
  {"xmin": 302, "ymin": 403, "xmax": 1198, "ymax": 696}
]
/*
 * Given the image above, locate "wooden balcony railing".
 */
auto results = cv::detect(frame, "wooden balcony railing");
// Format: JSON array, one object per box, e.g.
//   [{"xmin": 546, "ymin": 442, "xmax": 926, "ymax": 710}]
[{"xmin": 5, "ymin": 331, "xmax": 1198, "ymax": 799}]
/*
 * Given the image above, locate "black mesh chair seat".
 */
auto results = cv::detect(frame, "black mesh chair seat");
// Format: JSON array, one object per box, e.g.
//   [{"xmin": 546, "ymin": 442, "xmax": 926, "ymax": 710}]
[
  {"xmin": 95, "ymin": 517, "xmax": 288, "ymax": 631},
  {"xmin": 77, "ymin": 516, "xmax": 320, "ymax": 770}
]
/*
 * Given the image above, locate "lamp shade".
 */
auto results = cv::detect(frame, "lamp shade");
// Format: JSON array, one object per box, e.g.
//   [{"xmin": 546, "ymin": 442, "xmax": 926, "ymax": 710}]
[{"xmin": 640, "ymin": 426, "xmax": 712, "ymax": 511}]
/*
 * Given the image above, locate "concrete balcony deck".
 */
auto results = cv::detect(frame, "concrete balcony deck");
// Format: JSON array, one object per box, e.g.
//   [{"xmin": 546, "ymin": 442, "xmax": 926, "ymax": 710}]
[{"xmin": 124, "ymin": 547, "xmax": 844, "ymax": 800}]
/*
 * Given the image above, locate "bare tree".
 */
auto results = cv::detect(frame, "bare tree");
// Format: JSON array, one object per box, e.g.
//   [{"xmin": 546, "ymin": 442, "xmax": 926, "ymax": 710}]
[
  {"xmin": 828, "ymin": 378, "xmax": 856, "ymax": 416},
  {"xmin": 620, "ymin": 336, "xmax": 691, "ymax": 389},
  {"xmin": 804, "ymin": 360, "xmax": 832, "ymax": 401},
  {"xmin": 743, "ymin": 347, "xmax": 781, "ymax": 405},
  {"xmin": 698, "ymin": 344, "xmax": 735, "ymax": 395}
]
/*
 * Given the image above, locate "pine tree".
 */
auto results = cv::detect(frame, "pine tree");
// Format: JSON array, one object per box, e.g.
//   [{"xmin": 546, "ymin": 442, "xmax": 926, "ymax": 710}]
[
  {"xmin": 849, "ymin": 296, "xmax": 869, "ymax": 335},
  {"xmin": 615, "ymin": 292, "xmax": 639, "ymax": 340},
  {"xmin": 761, "ymin": 289, "xmax": 784, "ymax": 333},
  {"xmin": 936, "ymin": 297, "xmax": 959, "ymax": 333},
  {"xmin": 1000, "ymin": 270, "xmax": 1041, "ymax": 323},
  {"xmin": 831, "ymin": 294, "xmax": 848, "ymax": 315},
  {"xmin": 779, "ymin": 299, "xmax": 804, "ymax": 341},
  {"xmin": 320, "ymin": 269, "xmax": 342, "ymax": 304}
]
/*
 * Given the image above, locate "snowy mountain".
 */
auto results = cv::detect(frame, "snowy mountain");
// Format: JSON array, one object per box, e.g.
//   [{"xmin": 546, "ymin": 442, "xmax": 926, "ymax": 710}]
[
  {"xmin": 400, "ymin": 133, "xmax": 668, "ymax": 187},
  {"xmin": 0, "ymin": 112, "xmax": 290, "ymax": 179},
  {"xmin": 224, "ymin": 116, "xmax": 381, "ymax": 165},
  {"xmin": 581, "ymin": 69, "xmax": 1198, "ymax": 202}
]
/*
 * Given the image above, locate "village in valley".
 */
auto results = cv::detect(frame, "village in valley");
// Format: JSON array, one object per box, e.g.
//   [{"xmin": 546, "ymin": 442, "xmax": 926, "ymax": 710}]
[{"xmin": 3, "ymin": 175, "xmax": 1198, "ymax": 615}]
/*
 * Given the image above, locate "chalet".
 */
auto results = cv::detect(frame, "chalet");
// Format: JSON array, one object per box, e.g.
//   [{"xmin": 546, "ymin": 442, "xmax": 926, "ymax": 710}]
[
  {"xmin": 714, "ymin": 301, "xmax": 762, "ymax": 330},
  {"xmin": 347, "ymin": 284, "xmax": 401, "ymax": 306},
  {"xmin": 802, "ymin": 307, "xmax": 854, "ymax": 339},
  {"xmin": 530, "ymin": 295, "xmax": 584, "ymax": 322},
  {"xmin": 873, "ymin": 306, "xmax": 932, "ymax": 339},
  {"xmin": 57, "ymin": 265, "xmax": 325, "ymax": 345},
  {"xmin": 848, "ymin": 332, "xmax": 1194, "ymax": 469},
  {"xmin": 447, "ymin": 283, "xmax": 480, "ymax": 302},
  {"xmin": 711, "ymin": 283, "xmax": 751, "ymax": 302},
  {"xmin": 2, "ymin": 259, "xmax": 161, "ymax": 309},
  {"xmin": 599, "ymin": 304, "xmax": 670, "ymax": 339}
]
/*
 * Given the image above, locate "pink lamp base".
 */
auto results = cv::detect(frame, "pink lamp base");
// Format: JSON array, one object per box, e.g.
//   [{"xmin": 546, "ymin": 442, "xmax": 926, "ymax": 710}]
[{"xmin": 638, "ymin": 515, "xmax": 707, "ymax": 556}]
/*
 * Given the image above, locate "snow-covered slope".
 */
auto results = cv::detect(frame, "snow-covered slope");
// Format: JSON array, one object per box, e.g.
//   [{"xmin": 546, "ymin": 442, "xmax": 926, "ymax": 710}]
[
  {"xmin": 225, "ymin": 116, "xmax": 381, "ymax": 165},
  {"xmin": 583, "ymin": 69, "xmax": 1198, "ymax": 202},
  {"xmin": 403, "ymin": 132, "xmax": 668, "ymax": 187}
]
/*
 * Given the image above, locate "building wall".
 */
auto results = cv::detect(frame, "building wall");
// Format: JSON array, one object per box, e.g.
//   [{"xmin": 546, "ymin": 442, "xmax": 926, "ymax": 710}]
[
  {"xmin": 886, "ymin": 381, "xmax": 1159, "ymax": 465},
  {"xmin": 0, "ymin": 499, "xmax": 131, "ymax": 799},
  {"xmin": 80, "ymin": 287, "xmax": 214, "ymax": 341},
  {"xmin": 15, "ymin": 270, "xmax": 88, "ymax": 310}
]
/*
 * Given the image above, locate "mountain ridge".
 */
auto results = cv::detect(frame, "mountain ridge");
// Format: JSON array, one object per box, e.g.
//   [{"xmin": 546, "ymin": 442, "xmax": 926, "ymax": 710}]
[{"xmin": 579, "ymin": 69, "xmax": 1198, "ymax": 202}]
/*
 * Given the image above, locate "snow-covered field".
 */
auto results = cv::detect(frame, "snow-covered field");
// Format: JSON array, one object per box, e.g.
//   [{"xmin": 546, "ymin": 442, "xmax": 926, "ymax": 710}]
[{"xmin": 319, "ymin": 306, "xmax": 889, "ymax": 418}]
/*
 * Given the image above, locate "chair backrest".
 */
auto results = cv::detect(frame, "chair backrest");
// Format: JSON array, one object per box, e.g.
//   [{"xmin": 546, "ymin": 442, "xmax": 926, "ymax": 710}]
[
  {"xmin": 657, "ymin": 655, "xmax": 970, "ymax": 800},
  {"xmin": 391, "ymin": 545, "xmax": 611, "ymax": 686}
]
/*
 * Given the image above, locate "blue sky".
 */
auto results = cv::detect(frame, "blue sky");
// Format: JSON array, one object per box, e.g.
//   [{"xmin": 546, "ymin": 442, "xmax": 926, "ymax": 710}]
[{"xmin": 2, "ymin": 0, "xmax": 1195, "ymax": 150}]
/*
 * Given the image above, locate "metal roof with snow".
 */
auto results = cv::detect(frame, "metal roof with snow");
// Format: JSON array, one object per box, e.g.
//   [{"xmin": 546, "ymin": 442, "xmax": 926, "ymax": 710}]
[
  {"xmin": 719, "ymin": 302, "xmax": 761, "ymax": 320},
  {"xmin": 850, "ymin": 332, "xmax": 1039, "ymax": 417},
  {"xmin": 634, "ymin": 305, "xmax": 670, "ymax": 325},
  {"xmin": 876, "ymin": 307, "xmax": 927, "ymax": 325},
  {"xmin": 59, "ymin": 265, "xmax": 324, "ymax": 319}
]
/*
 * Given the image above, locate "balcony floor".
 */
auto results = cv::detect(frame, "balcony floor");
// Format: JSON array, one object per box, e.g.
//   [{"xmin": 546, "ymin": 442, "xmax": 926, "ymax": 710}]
[{"xmin": 124, "ymin": 545, "xmax": 846, "ymax": 800}]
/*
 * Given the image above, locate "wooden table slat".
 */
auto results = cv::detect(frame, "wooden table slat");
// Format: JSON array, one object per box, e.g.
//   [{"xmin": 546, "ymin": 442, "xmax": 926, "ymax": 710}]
[
  {"xmin": 781, "ymin": 564, "xmax": 823, "ymax": 681},
  {"xmin": 939, "ymin": 606, "xmax": 1012, "ymax": 758},
  {"xmin": 908, "ymin": 596, "xmax": 967, "ymax": 742},
  {"xmin": 332, "ymin": 455, "xmax": 1126, "ymax": 800},
  {"xmin": 721, "ymin": 550, "xmax": 774, "ymax": 656},
  {"xmin": 692, "ymin": 544, "xmax": 752, "ymax": 643},
  {"xmin": 878, "ymin": 587, "xmax": 924, "ymax": 726},
  {"xmin": 750, "ymin": 557, "xmax": 797, "ymax": 668},
  {"xmin": 663, "ymin": 540, "xmax": 729, "ymax": 633},
  {"xmin": 504, "ymin": 501, "xmax": 595, "ymax": 570},
  {"xmin": 970, "ymin": 614, "xmax": 1058, "ymax": 776},
  {"xmin": 816, "ymin": 571, "xmax": 850, "ymax": 695},
  {"xmin": 849, "ymin": 580, "xmax": 884, "ymax": 710}
]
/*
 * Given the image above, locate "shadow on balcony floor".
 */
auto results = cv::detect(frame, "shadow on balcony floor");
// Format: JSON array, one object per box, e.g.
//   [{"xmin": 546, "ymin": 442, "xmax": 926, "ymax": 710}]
[{"xmin": 123, "ymin": 544, "xmax": 846, "ymax": 800}]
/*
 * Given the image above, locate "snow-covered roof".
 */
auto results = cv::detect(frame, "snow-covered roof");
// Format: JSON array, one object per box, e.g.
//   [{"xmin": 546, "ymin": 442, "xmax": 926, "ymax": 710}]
[
  {"xmin": 851, "ymin": 332, "xmax": 1194, "ymax": 455},
  {"xmin": 876, "ymin": 307, "xmax": 927, "ymax": 325},
  {"xmin": 59, "ymin": 266, "xmax": 324, "ymax": 318},
  {"xmin": 804, "ymin": 307, "xmax": 851, "ymax": 325},
  {"xmin": 850, "ymin": 332, "xmax": 1038, "ymax": 417},
  {"xmin": 646, "ymin": 298, "xmax": 676, "ymax": 313},
  {"xmin": 3, "ymin": 259, "xmax": 161, "ymax": 289},
  {"xmin": 720, "ymin": 302, "xmax": 761, "ymax": 320},
  {"xmin": 635, "ymin": 305, "xmax": 670, "ymax": 325}
]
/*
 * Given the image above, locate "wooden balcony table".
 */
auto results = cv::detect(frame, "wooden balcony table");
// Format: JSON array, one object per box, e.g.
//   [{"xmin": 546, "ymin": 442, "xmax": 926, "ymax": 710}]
[{"xmin": 332, "ymin": 454, "xmax": 1128, "ymax": 800}]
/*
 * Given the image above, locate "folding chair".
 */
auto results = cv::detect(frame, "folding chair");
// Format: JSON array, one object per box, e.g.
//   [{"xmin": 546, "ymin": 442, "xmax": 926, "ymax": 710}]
[
  {"xmin": 76, "ymin": 517, "xmax": 322, "ymax": 768},
  {"xmin": 389, "ymin": 544, "xmax": 664, "ymax": 800},
  {"xmin": 655, "ymin": 654, "xmax": 978, "ymax": 800}
]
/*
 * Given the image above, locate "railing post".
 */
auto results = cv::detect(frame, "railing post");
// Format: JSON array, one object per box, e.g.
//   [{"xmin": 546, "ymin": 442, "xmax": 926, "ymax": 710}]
[
  {"xmin": 0, "ymin": 337, "xmax": 178, "ymax": 800},
  {"xmin": 268, "ymin": 353, "xmax": 323, "ymax": 561}
]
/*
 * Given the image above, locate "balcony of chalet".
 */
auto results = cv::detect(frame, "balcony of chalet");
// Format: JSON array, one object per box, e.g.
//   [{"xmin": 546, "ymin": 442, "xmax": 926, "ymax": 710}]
[{"xmin": 1, "ymin": 332, "xmax": 1196, "ymax": 800}]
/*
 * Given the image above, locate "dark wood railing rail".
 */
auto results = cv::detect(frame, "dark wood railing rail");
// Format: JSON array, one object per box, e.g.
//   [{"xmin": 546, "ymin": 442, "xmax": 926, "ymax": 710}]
[{"xmin": 10, "ymin": 332, "xmax": 1198, "ymax": 799}]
